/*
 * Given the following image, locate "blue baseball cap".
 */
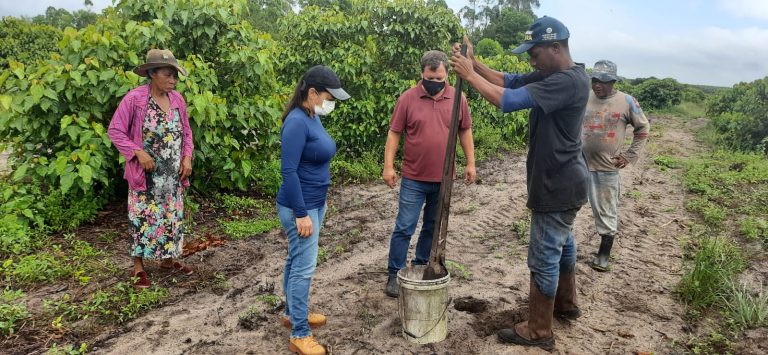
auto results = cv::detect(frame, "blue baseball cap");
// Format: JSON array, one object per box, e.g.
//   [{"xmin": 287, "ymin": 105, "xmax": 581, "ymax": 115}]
[{"xmin": 512, "ymin": 16, "xmax": 570, "ymax": 54}]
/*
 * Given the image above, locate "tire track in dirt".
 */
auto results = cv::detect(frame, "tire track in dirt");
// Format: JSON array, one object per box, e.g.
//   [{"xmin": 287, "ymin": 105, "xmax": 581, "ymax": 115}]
[{"xmin": 93, "ymin": 116, "xmax": 698, "ymax": 354}]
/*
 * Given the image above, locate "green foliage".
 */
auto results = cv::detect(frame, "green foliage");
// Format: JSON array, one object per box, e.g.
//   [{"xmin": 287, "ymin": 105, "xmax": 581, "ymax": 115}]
[
  {"xmin": 632, "ymin": 77, "xmax": 685, "ymax": 110},
  {"xmin": 653, "ymin": 155, "xmax": 680, "ymax": 170},
  {"xmin": 31, "ymin": 6, "xmax": 99, "ymax": 29},
  {"xmin": 678, "ymin": 236, "xmax": 746, "ymax": 310},
  {"xmin": 2, "ymin": 237, "xmax": 110, "ymax": 286},
  {"xmin": 740, "ymin": 216, "xmax": 768, "ymax": 243},
  {"xmin": 722, "ymin": 281, "xmax": 768, "ymax": 330},
  {"xmin": 278, "ymin": 0, "xmax": 464, "ymax": 155},
  {"xmin": 0, "ymin": 17, "xmax": 61, "ymax": 68},
  {"xmin": 0, "ymin": 288, "xmax": 30, "ymax": 337},
  {"xmin": 445, "ymin": 259, "xmax": 472, "ymax": 280},
  {"xmin": 46, "ymin": 342, "xmax": 88, "ymax": 355},
  {"xmin": 469, "ymin": 53, "xmax": 531, "ymax": 149},
  {"xmin": 220, "ymin": 218, "xmax": 281, "ymax": 240},
  {"xmin": 47, "ymin": 282, "xmax": 167, "ymax": 324},
  {"xmin": 687, "ymin": 330, "xmax": 735, "ymax": 355},
  {"xmin": 330, "ymin": 152, "xmax": 381, "ymax": 184},
  {"xmin": 0, "ymin": 214, "xmax": 33, "ymax": 256},
  {"xmin": 218, "ymin": 193, "xmax": 265, "ymax": 214},
  {"xmin": 707, "ymin": 77, "xmax": 768, "ymax": 154},
  {"xmin": 475, "ymin": 38, "xmax": 503, "ymax": 57}
]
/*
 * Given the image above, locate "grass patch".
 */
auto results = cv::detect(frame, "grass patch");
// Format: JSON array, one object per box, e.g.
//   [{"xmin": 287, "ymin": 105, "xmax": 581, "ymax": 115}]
[
  {"xmin": 445, "ymin": 260, "xmax": 472, "ymax": 280},
  {"xmin": 678, "ymin": 236, "xmax": 746, "ymax": 310},
  {"xmin": 660, "ymin": 101, "xmax": 707, "ymax": 119},
  {"xmin": 722, "ymin": 281, "xmax": 768, "ymax": 330},
  {"xmin": 512, "ymin": 211, "xmax": 531, "ymax": 245},
  {"xmin": 219, "ymin": 218, "xmax": 281, "ymax": 240}
]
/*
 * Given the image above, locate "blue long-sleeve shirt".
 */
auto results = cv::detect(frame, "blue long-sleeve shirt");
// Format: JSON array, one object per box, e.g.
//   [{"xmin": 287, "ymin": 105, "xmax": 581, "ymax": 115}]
[{"xmin": 276, "ymin": 108, "xmax": 337, "ymax": 217}]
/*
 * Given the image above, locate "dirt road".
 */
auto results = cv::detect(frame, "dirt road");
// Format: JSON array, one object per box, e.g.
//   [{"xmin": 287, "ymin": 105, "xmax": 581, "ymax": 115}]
[{"xmin": 90, "ymin": 116, "xmax": 700, "ymax": 354}]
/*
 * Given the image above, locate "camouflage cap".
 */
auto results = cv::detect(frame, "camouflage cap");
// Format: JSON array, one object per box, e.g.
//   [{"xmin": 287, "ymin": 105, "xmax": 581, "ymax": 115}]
[{"xmin": 591, "ymin": 60, "xmax": 619, "ymax": 82}]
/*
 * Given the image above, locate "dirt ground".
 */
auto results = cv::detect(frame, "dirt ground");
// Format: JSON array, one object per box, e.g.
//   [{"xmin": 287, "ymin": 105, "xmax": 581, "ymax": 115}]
[
  {"xmin": 58, "ymin": 115, "xmax": 707, "ymax": 355},
  {"xmin": 9, "ymin": 115, "xmax": 751, "ymax": 354}
]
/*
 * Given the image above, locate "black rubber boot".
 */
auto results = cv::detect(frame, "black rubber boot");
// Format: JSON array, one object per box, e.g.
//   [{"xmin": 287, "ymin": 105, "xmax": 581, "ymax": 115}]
[
  {"xmin": 385, "ymin": 276, "xmax": 399, "ymax": 298},
  {"xmin": 590, "ymin": 235, "xmax": 615, "ymax": 272}
]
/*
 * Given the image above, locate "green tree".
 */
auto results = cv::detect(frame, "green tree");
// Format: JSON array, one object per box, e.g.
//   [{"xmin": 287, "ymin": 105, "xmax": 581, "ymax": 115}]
[
  {"xmin": 0, "ymin": 0, "xmax": 285, "ymax": 232},
  {"xmin": 31, "ymin": 6, "xmax": 98, "ymax": 29},
  {"xmin": 0, "ymin": 17, "xmax": 61, "ymax": 68},
  {"xmin": 707, "ymin": 78, "xmax": 768, "ymax": 154},
  {"xmin": 481, "ymin": 7, "xmax": 533, "ymax": 50},
  {"xmin": 632, "ymin": 77, "xmax": 684, "ymax": 110},
  {"xmin": 475, "ymin": 38, "xmax": 503, "ymax": 57},
  {"xmin": 246, "ymin": 0, "xmax": 295, "ymax": 35},
  {"xmin": 277, "ymin": 0, "xmax": 464, "ymax": 154}
]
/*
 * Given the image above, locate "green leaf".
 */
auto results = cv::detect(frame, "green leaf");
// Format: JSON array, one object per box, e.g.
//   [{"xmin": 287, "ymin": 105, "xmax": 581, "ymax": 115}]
[
  {"xmin": 61, "ymin": 115, "xmax": 73, "ymax": 129},
  {"xmin": 78, "ymin": 164, "xmax": 93, "ymax": 184},
  {"xmin": 55, "ymin": 156, "xmax": 68, "ymax": 174},
  {"xmin": 70, "ymin": 71, "xmax": 82, "ymax": 85},
  {"xmin": 0, "ymin": 95, "xmax": 11, "ymax": 111},
  {"xmin": 43, "ymin": 88, "xmax": 58, "ymax": 101},
  {"xmin": 241, "ymin": 159, "xmax": 252, "ymax": 177},
  {"xmin": 60, "ymin": 172, "xmax": 76, "ymax": 193},
  {"xmin": 30, "ymin": 84, "xmax": 44, "ymax": 103},
  {"xmin": 22, "ymin": 209, "xmax": 34, "ymax": 220},
  {"xmin": 12, "ymin": 164, "xmax": 28, "ymax": 181}
]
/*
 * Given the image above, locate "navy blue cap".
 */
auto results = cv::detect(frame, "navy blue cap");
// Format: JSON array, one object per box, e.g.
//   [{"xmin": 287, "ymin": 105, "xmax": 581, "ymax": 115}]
[
  {"xmin": 303, "ymin": 65, "xmax": 350, "ymax": 100},
  {"xmin": 512, "ymin": 16, "xmax": 570, "ymax": 54}
]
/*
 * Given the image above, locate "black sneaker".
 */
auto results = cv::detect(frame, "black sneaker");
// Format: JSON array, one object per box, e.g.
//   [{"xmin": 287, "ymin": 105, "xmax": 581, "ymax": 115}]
[{"xmin": 385, "ymin": 276, "xmax": 399, "ymax": 298}]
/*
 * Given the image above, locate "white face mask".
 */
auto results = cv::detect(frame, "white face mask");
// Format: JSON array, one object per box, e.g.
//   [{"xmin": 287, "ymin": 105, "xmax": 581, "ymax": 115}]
[{"xmin": 313, "ymin": 99, "xmax": 335, "ymax": 116}]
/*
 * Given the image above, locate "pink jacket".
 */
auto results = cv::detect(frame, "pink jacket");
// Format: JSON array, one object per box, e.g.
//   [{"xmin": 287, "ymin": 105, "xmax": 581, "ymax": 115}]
[{"xmin": 108, "ymin": 84, "xmax": 194, "ymax": 191}]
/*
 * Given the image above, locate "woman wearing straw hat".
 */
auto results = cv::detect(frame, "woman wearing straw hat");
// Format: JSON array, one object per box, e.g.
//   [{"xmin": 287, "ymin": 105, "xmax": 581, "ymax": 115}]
[
  {"xmin": 108, "ymin": 48, "xmax": 194, "ymax": 289},
  {"xmin": 277, "ymin": 65, "xmax": 350, "ymax": 355}
]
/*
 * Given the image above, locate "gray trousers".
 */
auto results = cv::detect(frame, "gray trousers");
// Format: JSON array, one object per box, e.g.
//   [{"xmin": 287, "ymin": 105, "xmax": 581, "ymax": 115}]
[{"xmin": 588, "ymin": 171, "xmax": 620, "ymax": 236}]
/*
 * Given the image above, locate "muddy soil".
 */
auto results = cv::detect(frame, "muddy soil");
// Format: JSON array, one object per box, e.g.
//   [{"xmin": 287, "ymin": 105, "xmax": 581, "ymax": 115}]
[{"xmin": 80, "ymin": 116, "xmax": 703, "ymax": 355}]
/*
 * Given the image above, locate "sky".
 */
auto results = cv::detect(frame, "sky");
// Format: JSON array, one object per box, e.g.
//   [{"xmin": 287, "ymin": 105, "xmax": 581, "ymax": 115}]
[{"xmin": 2, "ymin": 0, "xmax": 767, "ymax": 87}]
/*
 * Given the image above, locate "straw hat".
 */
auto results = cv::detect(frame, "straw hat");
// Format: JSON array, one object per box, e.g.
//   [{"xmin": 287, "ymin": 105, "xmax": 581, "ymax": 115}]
[{"xmin": 133, "ymin": 49, "xmax": 187, "ymax": 77}]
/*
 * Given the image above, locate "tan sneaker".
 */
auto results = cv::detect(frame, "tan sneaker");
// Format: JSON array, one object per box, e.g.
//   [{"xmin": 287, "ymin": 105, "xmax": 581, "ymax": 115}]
[
  {"xmin": 281, "ymin": 312, "xmax": 327, "ymax": 329},
  {"xmin": 288, "ymin": 336, "xmax": 326, "ymax": 355}
]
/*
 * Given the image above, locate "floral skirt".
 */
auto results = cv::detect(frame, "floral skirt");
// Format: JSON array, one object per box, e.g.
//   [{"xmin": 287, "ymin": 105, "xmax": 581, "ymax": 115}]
[{"xmin": 128, "ymin": 185, "xmax": 185, "ymax": 259}]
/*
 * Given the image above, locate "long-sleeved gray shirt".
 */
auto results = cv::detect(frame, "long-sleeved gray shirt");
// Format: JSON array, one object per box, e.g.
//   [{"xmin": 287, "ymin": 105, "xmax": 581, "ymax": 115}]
[{"xmin": 582, "ymin": 90, "xmax": 650, "ymax": 171}]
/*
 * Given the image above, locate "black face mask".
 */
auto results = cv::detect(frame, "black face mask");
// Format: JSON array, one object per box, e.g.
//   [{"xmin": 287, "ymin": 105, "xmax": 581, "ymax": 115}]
[{"xmin": 422, "ymin": 79, "xmax": 445, "ymax": 96}]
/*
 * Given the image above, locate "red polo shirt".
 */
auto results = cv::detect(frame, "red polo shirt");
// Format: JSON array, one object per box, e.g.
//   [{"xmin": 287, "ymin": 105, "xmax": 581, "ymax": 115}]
[{"xmin": 389, "ymin": 82, "xmax": 472, "ymax": 182}]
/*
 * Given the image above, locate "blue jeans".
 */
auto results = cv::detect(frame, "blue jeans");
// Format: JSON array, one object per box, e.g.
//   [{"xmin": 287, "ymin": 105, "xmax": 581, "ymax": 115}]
[
  {"xmin": 277, "ymin": 203, "xmax": 326, "ymax": 338},
  {"xmin": 528, "ymin": 208, "xmax": 579, "ymax": 298},
  {"xmin": 588, "ymin": 171, "xmax": 620, "ymax": 236},
  {"xmin": 387, "ymin": 177, "xmax": 440, "ymax": 277}
]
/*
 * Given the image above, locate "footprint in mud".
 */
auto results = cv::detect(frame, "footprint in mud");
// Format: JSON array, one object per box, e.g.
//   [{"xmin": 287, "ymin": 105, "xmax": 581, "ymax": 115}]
[
  {"xmin": 453, "ymin": 296, "xmax": 489, "ymax": 314},
  {"xmin": 470, "ymin": 308, "xmax": 527, "ymax": 337}
]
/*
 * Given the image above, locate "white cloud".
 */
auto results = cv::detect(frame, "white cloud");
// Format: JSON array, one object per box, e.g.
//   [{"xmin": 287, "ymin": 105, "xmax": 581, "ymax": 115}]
[
  {"xmin": 717, "ymin": 0, "xmax": 768, "ymax": 20},
  {"xmin": 570, "ymin": 25, "xmax": 768, "ymax": 86},
  {"xmin": 0, "ymin": 0, "xmax": 113, "ymax": 18}
]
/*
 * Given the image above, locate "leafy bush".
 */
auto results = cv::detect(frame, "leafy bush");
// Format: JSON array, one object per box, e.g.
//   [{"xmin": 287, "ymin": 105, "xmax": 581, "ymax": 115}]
[
  {"xmin": 0, "ymin": 288, "xmax": 30, "ymax": 337},
  {"xmin": 707, "ymin": 77, "xmax": 768, "ymax": 155},
  {"xmin": 632, "ymin": 77, "xmax": 685, "ymax": 110},
  {"xmin": 277, "ymin": 0, "xmax": 464, "ymax": 155},
  {"xmin": 0, "ymin": 17, "xmax": 61, "ymax": 68},
  {"xmin": 475, "ymin": 38, "xmax": 503, "ymax": 57}
]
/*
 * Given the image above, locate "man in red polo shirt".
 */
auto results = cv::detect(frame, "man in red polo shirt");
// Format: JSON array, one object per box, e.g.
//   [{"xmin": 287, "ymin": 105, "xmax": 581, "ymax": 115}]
[{"xmin": 382, "ymin": 50, "xmax": 476, "ymax": 297}]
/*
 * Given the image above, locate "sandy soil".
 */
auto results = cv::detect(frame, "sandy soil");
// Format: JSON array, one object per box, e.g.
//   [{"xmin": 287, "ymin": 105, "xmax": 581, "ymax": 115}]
[{"xmin": 37, "ymin": 116, "xmax": 716, "ymax": 354}]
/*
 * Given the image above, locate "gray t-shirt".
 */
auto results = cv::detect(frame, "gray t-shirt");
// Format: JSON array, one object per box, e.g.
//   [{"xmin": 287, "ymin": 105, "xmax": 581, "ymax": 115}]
[{"xmin": 522, "ymin": 66, "xmax": 590, "ymax": 212}]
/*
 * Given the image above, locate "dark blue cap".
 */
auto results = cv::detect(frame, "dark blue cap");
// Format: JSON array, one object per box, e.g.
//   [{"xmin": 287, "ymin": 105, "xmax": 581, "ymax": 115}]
[{"xmin": 511, "ymin": 16, "xmax": 570, "ymax": 54}]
